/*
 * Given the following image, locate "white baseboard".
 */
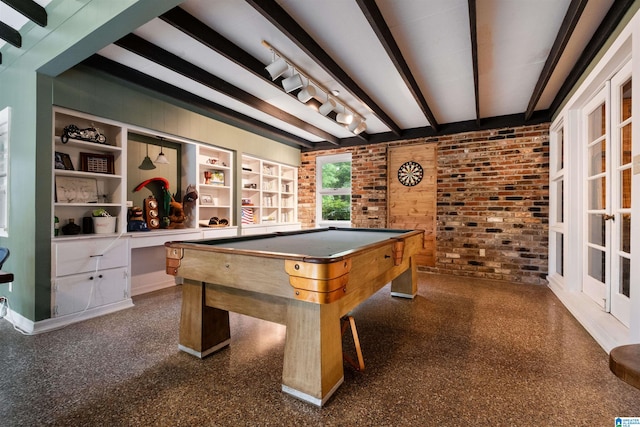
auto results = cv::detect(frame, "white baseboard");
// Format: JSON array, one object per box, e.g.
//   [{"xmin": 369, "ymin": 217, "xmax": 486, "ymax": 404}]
[
  {"xmin": 1, "ymin": 299, "xmax": 134, "ymax": 335},
  {"xmin": 548, "ymin": 276, "xmax": 629, "ymax": 353}
]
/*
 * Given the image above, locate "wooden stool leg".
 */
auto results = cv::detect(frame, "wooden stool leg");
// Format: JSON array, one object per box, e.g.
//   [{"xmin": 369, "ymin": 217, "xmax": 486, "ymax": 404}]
[{"xmin": 341, "ymin": 315, "xmax": 365, "ymax": 371}]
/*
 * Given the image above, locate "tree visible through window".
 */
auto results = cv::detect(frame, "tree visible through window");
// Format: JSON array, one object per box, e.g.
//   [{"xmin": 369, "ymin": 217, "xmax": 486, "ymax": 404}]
[{"xmin": 317, "ymin": 154, "xmax": 351, "ymax": 225}]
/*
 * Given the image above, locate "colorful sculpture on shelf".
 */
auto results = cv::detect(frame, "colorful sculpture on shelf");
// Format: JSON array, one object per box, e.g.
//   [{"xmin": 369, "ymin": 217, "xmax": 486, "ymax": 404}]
[
  {"xmin": 61, "ymin": 124, "xmax": 107, "ymax": 144},
  {"xmin": 134, "ymin": 177, "xmax": 172, "ymax": 217},
  {"xmin": 133, "ymin": 177, "xmax": 190, "ymax": 229}
]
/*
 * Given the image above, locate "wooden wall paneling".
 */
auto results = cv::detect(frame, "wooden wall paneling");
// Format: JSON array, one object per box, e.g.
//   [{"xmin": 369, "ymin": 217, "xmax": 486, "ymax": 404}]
[{"xmin": 387, "ymin": 144, "xmax": 437, "ymax": 266}]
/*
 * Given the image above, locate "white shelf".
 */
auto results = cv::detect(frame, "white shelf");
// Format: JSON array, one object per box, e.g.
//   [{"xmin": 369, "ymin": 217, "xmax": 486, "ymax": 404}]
[
  {"xmin": 197, "ymin": 145, "xmax": 234, "ymax": 227},
  {"xmin": 240, "ymin": 155, "xmax": 297, "ymax": 229}
]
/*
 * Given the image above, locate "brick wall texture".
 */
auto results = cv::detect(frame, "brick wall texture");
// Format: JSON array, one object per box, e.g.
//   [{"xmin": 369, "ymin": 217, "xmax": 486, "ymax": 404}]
[{"xmin": 298, "ymin": 123, "xmax": 550, "ymax": 285}]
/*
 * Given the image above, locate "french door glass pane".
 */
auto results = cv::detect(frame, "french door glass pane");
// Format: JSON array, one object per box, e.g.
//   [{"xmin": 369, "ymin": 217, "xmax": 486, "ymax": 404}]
[
  {"xmin": 555, "ymin": 233, "xmax": 564, "ymax": 276},
  {"xmin": 620, "ymin": 256, "xmax": 630, "ymax": 297},
  {"xmin": 588, "ymin": 214, "xmax": 605, "ymax": 246},
  {"xmin": 621, "ymin": 123, "xmax": 632, "ymax": 165},
  {"xmin": 588, "ymin": 177, "xmax": 606, "ymax": 210},
  {"xmin": 621, "ymin": 168, "xmax": 631, "ymax": 209},
  {"xmin": 557, "ymin": 128, "xmax": 564, "ymax": 172},
  {"xmin": 588, "ymin": 247, "xmax": 606, "ymax": 283},
  {"xmin": 588, "ymin": 104, "xmax": 606, "ymax": 140},
  {"xmin": 555, "ymin": 179, "xmax": 564, "ymax": 222},
  {"xmin": 621, "ymin": 213, "xmax": 631, "ymax": 253},
  {"xmin": 588, "ymin": 140, "xmax": 606, "ymax": 176},
  {"xmin": 621, "ymin": 79, "xmax": 632, "ymax": 121}
]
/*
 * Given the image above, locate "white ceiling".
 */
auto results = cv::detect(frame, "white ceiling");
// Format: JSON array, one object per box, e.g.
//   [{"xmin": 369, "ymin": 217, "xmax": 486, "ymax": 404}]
[{"xmin": 0, "ymin": 0, "xmax": 625, "ymax": 149}]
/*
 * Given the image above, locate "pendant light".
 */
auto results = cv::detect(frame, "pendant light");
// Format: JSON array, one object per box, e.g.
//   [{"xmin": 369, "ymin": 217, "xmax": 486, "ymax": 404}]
[
  {"xmin": 154, "ymin": 138, "xmax": 169, "ymax": 165},
  {"xmin": 138, "ymin": 143, "xmax": 156, "ymax": 170}
]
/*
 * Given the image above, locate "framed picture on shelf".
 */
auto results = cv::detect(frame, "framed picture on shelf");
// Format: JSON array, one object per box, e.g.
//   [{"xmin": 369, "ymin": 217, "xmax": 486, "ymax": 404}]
[
  {"xmin": 211, "ymin": 170, "xmax": 225, "ymax": 185},
  {"xmin": 200, "ymin": 194, "xmax": 214, "ymax": 205},
  {"xmin": 54, "ymin": 152, "xmax": 74, "ymax": 170},
  {"xmin": 80, "ymin": 152, "xmax": 114, "ymax": 174},
  {"xmin": 55, "ymin": 176, "xmax": 98, "ymax": 203}
]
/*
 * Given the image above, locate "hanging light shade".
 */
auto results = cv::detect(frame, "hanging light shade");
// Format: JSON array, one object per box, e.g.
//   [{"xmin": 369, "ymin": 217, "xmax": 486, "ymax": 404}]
[
  {"xmin": 297, "ymin": 84, "xmax": 316, "ymax": 103},
  {"xmin": 138, "ymin": 144, "xmax": 156, "ymax": 170},
  {"xmin": 265, "ymin": 57, "xmax": 288, "ymax": 80},
  {"xmin": 336, "ymin": 109, "xmax": 353, "ymax": 125},
  {"xmin": 154, "ymin": 139, "xmax": 170, "ymax": 164},
  {"xmin": 319, "ymin": 98, "xmax": 336, "ymax": 116},
  {"xmin": 282, "ymin": 72, "xmax": 303, "ymax": 93},
  {"xmin": 154, "ymin": 148, "xmax": 170, "ymax": 164}
]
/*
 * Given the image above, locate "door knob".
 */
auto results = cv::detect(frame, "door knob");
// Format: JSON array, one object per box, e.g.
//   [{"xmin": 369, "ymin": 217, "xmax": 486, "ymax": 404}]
[{"xmin": 603, "ymin": 214, "xmax": 615, "ymax": 221}]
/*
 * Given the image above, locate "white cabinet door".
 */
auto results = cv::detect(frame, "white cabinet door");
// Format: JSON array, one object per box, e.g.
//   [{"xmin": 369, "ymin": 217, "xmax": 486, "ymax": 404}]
[{"xmin": 52, "ymin": 267, "xmax": 128, "ymax": 317}]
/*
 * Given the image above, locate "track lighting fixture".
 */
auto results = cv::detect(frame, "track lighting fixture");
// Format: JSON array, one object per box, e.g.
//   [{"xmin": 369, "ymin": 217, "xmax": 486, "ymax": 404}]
[
  {"xmin": 265, "ymin": 57, "xmax": 288, "ymax": 80},
  {"xmin": 297, "ymin": 82, "xmax": 316, "ymax": 103},
  {"xmin": 262, "ymin": 40, "xmax": 367, "ymax": 135},
  {"xmin": 336, "ymin": 108, "xmax": 353, "ymax": 125},
  {"xmin": 348, "ymin": 116, "xmax": 362, "ymax": 132},
  {"xmin": 319, "ymin": 97, "xmax": 336, "ymax": 116},
  {"xmin": 353, "ymin": 120, "xmax": 367, "ymax": 135},
  {"xmin": 282, "ymin": 71, "xmax": 303, "ymax": 93}
]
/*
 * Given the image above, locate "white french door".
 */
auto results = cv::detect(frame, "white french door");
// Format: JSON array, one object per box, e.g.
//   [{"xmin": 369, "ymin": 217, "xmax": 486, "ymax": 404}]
[
  {"xmin": 582, "ymin": 63, "xmax": 632, "ymax": 327},
  {"xmin": 609, "ymin": 63, "xmax": 632, "ymax": 327}
]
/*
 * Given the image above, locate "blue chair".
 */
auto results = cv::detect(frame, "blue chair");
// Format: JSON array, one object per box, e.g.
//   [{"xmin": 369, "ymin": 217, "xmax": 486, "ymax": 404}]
[{"xmin": 0, "ymin": 247, "xmax": 9, "ymax": 270}]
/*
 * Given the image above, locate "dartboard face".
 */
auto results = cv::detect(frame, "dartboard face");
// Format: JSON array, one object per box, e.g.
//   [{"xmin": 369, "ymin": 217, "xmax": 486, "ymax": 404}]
[{"xmin": 397, "ymin": 161, "xmax": 424, "ymax": 187}]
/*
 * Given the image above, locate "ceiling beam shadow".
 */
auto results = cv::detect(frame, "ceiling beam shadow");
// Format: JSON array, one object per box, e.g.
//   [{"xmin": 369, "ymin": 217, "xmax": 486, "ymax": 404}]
[
  {"xmin": 355, "ymin": 0, "xmax": 439, "ymax": 131},
  {"xmin": 525, "ymin": 0, "xmax": 587, "ymax": 121},
  {"xmin": 1, "ymin": 0, "xmax": 47, "ymax": 27},
  {"xmin": 246, "ymin": 0, "xmax": 402, "ymax": 136},
  {"xmin": 467, "ymin": 0, "xmax": 480, "ymax": 126},
  {"xmin": 114, "ymin": 33, "xmax": 339, "ymax": 145},
  {"xmin": 82, "ymin": 55, "xmax": 315, "ymax": 149}
]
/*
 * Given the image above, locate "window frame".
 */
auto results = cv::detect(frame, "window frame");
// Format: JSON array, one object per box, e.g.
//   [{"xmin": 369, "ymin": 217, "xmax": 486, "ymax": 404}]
[{"xmin": 316, "ymin": 153, "xmax": 352, "ymax": 228}]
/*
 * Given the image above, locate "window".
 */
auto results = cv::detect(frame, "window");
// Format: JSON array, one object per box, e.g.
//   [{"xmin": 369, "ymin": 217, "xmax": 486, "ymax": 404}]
[
  {"xmin": 316, "ymin": 153, "xmax": 351, "ymax": 227},
  {"xmin": 0, "ymin": 107, "xmax": 9, "ymax": 237}
]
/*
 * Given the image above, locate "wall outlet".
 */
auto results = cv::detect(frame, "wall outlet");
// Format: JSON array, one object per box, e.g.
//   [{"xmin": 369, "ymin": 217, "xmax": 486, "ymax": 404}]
[{"xmin": 0, "ymin": 297, "xmax": 7, "ymax": 318}]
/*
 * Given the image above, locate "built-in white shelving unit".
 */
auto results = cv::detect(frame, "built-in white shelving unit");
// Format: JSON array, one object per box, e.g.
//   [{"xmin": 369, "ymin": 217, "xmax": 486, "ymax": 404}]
[{"xmin": 241, "ymin": 154, "xmax": 299, "ymax": 234}]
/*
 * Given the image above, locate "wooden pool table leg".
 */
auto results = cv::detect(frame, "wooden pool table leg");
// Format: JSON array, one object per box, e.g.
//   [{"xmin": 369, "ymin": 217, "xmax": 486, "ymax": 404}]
[
  {"xmin": 179, "ymin": 279, "xmax": 231, "ymax": 358},
  {"xmin": 390, "ymin": 256, "xmax": 417, "ymax": 298},
  {"xmin": 281, "ymin": 300, "xmax": 344, "ymax": 406}
]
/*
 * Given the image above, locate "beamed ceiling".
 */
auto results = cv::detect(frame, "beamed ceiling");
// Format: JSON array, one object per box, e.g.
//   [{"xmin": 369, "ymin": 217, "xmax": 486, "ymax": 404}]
[{"xmin": 0, "ymin": 0, "xmax": 635, "ymax": 151}]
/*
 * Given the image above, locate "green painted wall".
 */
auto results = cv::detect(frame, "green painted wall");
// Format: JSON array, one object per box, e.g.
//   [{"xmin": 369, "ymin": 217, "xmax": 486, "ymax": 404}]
[{"xmin": 0, "ymin": 0, "xmax": 300, "ymax": 324}]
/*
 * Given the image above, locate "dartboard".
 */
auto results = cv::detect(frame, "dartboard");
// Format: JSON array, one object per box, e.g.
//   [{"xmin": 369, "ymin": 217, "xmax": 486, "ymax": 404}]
[{"xmin": 397, "ymin": 161, "xmax": 423, "ymax": 187}]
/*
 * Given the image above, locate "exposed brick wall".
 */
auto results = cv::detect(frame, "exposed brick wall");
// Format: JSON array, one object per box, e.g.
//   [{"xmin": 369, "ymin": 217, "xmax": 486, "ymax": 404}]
[{"xmin": 298, "ymin": 123, "xmax": 550, "ymax": 285}]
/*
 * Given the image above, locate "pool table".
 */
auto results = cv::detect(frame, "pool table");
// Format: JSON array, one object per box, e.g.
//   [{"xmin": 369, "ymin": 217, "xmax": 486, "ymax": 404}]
[{"xmin": 165, "ymin": 227, "xmax": 424, "ymax": 406}]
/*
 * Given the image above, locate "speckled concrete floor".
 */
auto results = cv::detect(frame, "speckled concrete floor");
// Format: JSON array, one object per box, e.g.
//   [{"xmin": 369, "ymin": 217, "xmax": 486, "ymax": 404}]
[{"xmin": 1, "ymin": 273, "xmax": 639, "ymax": 426}]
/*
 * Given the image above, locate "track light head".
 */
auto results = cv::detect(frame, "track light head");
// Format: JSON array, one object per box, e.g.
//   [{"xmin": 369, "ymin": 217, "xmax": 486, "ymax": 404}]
[
  {"xmin": 297, "ymin": 85, "xmax": 316, "ymax": 103},
  {"xmin": 265, "ymin": 57, "xmax": 288, "ymax": 80},
  {"xmin": 336, "ymin": 111, "xmax": 353, "ymax": 125},
  {"xmin": 282, "ymin": 73, "xmax": 303, "ymax": 93},
  {"xmin": 353, "ymin": 120, "xmax": 367, "ymax": 135},
  {"xmin": 319, "ymin": 98, "xmax": 336, "ymax": 116}
]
